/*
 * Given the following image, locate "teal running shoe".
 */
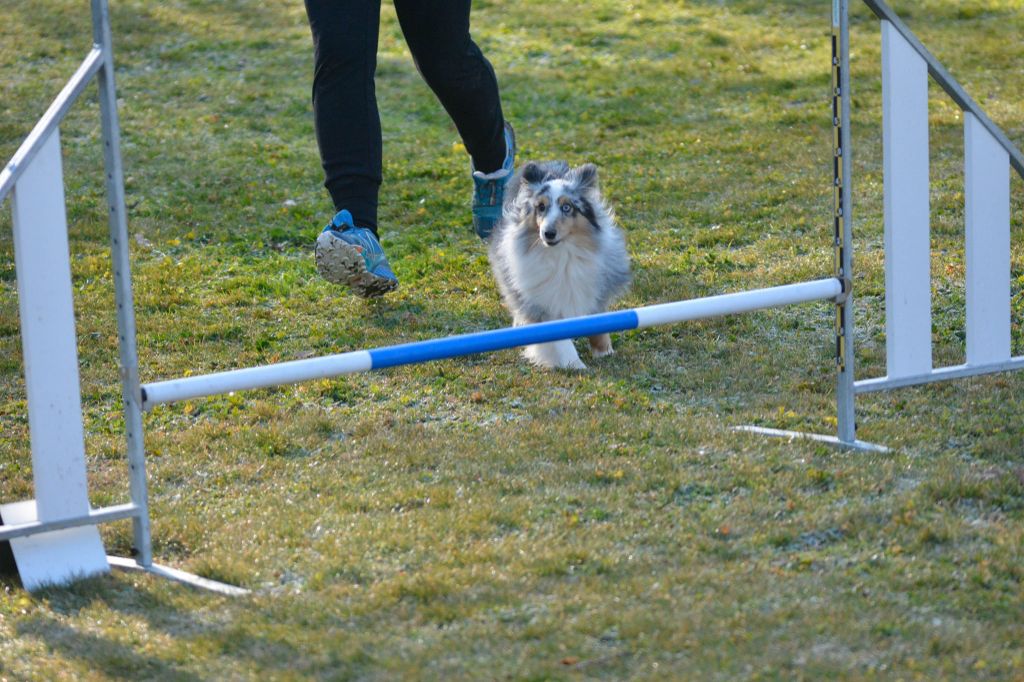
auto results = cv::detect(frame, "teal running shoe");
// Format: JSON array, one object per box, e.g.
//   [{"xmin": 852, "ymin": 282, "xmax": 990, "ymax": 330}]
[
  {"xmin": 314, "ymin": 209, "xmax": 398, "ymax": 298},
  {"xmin": 471, "ymin": 122, "xmax": 516, "ymax": 240}
]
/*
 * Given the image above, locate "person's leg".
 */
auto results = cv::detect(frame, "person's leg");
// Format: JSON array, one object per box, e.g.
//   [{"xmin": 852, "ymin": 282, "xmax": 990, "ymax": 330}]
[
  {"xmin": 393, "ymin": 0, "xmax": 507, "ymax": 174},
  {"xmin": 393, "ymin": 0, "xmax": 514, "ymax": 238},
  {"xmin": 305, "ymin": 0, "xmax": 398, "ymax": 297},
  {"xmin": 304, "ymin": 0, "xmax": 382, "ymax": 234}
]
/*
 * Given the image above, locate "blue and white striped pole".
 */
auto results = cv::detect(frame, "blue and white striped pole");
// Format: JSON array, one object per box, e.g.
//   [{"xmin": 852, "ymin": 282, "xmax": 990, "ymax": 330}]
[{"xmin": 140, "ymin": 278, "xmax": 842, "ymax": 410}]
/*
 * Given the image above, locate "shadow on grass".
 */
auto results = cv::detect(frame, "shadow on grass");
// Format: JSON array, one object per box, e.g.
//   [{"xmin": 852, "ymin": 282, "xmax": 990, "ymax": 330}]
[
  {"xmin": 16, "ymin": 615, "xmax": 204, "ymax": 681},
  {"xmin": 17, "ymin": 577, "xmax": 311, "ymax": 678}
]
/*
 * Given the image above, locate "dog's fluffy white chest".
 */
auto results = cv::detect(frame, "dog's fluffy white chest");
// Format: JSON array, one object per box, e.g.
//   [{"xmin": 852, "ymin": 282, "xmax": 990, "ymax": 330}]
[{"xmin": 510, "ymin": 239, "xmax": 604, "ymax": 319}]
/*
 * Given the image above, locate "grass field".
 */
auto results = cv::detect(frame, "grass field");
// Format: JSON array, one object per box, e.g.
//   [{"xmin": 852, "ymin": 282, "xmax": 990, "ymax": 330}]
[{"xmin": 2, "ymin": 0, "xmax": 1024, "ymax": 678}]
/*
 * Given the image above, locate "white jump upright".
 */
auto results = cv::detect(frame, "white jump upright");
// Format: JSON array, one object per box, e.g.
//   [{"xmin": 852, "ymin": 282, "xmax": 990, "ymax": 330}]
[
  {"xmin": 855, "ymin": 0, "xmax": 1024, "ymax": 394},
  {"xmin": 880, "ymin": 20, "xmax": 933, "ymax": 379},
  {"xmin": 964, "ymin": 111, "xmax": 1011, "ymax": 367},
  {"xmin": 2, "ymin": 128, "xmax": 110, "ymax": 591},
  {"xmin": 2, "ymin": 0, "xmax": 1021, "ymax": 592}
]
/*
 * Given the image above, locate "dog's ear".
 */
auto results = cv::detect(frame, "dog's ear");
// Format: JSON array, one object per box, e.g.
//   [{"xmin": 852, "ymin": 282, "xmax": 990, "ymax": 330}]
[
  {"xmin": 570, "ymin": 163, "xmax": 599, "ymax": 191},
  {"xmin": 520, "ymin": 162, "xmax": 545, "ymax": 186}
]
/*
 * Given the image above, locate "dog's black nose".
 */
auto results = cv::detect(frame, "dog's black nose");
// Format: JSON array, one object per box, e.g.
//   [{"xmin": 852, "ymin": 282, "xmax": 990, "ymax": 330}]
[{"xmin": 543, "ymin": 230, "xmax": 557, "ymax": 241}]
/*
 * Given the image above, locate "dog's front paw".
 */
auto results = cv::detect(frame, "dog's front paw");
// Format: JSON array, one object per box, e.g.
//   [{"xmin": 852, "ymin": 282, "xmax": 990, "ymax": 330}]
[
  {"xmin": 590, "ymin": 347, "xmax": 615, "ymax": 359},
  {"xmin": 524, "ymin": 341, "xmax": 587, "ymax": 370},
  {"xmin": 556, "ymin": 356, "xmax": 588, "ymax": 370}
]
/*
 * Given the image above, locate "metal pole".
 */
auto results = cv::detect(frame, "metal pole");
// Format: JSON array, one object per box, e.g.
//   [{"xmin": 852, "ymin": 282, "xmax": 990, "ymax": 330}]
[
  {"xmin": 91, "ymin": 0, "xmax": 152, "ymax": 566},
  {"xmin": 0, "ymin": 503, "xmax": 140, "ymax": 542},
  {"xmin": 0, "ymin": 48, "xmax": 104, "ymax": 203},
  {"xmin": 834, "ymin": 0, "xmax": 857, "ymax": 445}
]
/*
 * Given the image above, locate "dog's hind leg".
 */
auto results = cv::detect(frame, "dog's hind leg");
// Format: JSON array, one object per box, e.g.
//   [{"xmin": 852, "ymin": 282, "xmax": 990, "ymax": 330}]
[
  {"xmin": 524, "ymin": 340, "xmax": 586, "ymax": 370},
  {"xmin": 589, "ymin": 333, "xmax": 614, "ymax": 358}
]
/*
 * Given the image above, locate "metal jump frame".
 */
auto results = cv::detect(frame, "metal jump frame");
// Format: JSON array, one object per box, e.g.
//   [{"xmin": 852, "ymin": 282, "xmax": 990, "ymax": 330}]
[
  {"xmin": 0, "ymin": 0, "xmax": 243, "ymax": 595},
  {"xmin": 1, "ymin": 0, "xmax": 1021, "ymax": 593}
]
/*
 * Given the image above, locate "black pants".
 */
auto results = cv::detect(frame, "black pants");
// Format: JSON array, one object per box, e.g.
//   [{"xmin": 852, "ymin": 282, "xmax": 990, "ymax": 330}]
[{"xmin": 304, "ymin": 0, "xmax": 507, "ymax": 234}]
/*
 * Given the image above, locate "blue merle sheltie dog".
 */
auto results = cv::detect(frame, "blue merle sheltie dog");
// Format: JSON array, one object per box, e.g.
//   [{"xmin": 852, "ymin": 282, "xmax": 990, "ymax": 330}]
[{"xmin": 489, "ymin": 161, "xmax": 631, "ymax": 369}]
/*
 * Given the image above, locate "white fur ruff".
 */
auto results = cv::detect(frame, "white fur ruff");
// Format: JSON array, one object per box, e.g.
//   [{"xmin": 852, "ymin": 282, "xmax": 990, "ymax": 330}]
[{"xmin": 509, "ymin": 238, "xmax": 607, "ymax": 369}]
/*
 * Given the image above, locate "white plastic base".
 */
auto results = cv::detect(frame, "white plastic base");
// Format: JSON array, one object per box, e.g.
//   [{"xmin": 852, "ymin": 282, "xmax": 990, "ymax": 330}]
[{"xmin": 0, "ymin": 500, "xmax": 109, "ymax": 592}]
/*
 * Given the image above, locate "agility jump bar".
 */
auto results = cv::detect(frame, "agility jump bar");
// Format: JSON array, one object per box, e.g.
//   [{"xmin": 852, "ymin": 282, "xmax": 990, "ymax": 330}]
[{"xmin": 140, "ymin": 278, "xmax": 843, "ymax": 410}]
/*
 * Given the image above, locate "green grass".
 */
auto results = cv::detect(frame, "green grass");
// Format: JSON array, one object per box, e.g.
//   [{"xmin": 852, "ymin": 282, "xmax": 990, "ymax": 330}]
[{"xmin": 2, "ymin": 0, "xmax": 1024, "ymax": 678}]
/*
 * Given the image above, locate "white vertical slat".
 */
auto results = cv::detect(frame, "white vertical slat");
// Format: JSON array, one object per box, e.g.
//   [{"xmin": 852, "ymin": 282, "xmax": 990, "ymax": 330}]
[
  {"xmin": 964, "ymin": 111, "xmax": 1011, "ymax": 366},
  {"xmin": 10, "ymin": 130, "xmax": 91, "ymax": 523},
  {"xmin": 881, "ymin": 20, "xmax": 933, "ymax": 379}
]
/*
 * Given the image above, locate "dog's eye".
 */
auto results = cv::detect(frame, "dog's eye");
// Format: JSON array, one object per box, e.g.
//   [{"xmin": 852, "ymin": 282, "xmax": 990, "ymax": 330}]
[
  {"xmin": 560, "ymin": 203, "xmax": 574, "ymax": 215},
  {"xmin": 536, "ymin": 202, "xmax": 547, "ymax": 214}
]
